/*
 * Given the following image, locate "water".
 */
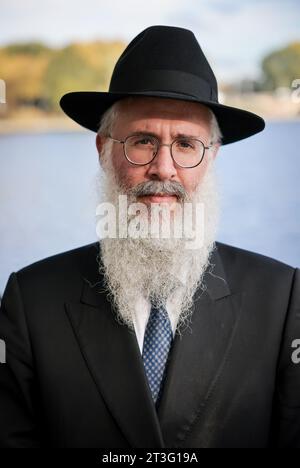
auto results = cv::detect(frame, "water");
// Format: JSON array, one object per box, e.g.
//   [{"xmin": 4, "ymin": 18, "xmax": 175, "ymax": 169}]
[{"xmin": 0, "ymin": 121, "xmax": 299, "ymax": 294}]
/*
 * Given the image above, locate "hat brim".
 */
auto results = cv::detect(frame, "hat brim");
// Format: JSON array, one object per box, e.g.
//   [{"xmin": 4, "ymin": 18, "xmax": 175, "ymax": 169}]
[{"xmin": 59, "ymin": 90, "xmax": 265, "ymax": 145}]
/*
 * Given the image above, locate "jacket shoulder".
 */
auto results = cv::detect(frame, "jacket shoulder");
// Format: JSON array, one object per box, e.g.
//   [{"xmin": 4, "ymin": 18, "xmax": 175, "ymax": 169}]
[
  {"xmin": 216, "ymin": 241, "xmax": 295, "ymax": 269},
  {"xmin": 215, "ymin": 241, "xmax": 296, "ymax": 286},
  {"xmin": 13, "ymin": 242, "xmax": 100, "ymax": 295}
]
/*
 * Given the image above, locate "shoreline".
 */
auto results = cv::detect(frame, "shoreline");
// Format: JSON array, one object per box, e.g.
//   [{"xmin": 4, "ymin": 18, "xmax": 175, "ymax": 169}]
[
  {"xmin": 0, "ymin": 115, "xmax": 83, "ymax": 135},
  {"xmin": 1, "ymin": 90, "xmax": 299, "ymax": 135},
  {"xmin": 0, "ymin": 115, "xmax": 299, "ymax": 136}
]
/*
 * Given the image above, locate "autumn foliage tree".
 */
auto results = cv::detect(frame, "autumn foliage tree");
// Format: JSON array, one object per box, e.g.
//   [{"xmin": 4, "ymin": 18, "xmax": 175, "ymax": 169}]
[
  {"xmin": 0, "ymin": 40, "xmax": 125, "ymax": 114},
  {"xmin": 261, "ymin": 42, "xmax": 300, "ymax": 90}
]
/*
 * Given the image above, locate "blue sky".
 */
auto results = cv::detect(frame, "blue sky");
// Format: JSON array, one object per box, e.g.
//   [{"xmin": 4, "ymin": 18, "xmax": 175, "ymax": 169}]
[{"xmin": 0, "ymin": 0, "xmax": 299, "ymax": 82}]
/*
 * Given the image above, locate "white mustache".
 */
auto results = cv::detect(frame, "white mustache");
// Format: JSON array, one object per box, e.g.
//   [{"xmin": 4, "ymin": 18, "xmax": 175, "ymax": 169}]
[{"xmin": 127, "ymin": 180, "xmax": 189, "ymax": 202}]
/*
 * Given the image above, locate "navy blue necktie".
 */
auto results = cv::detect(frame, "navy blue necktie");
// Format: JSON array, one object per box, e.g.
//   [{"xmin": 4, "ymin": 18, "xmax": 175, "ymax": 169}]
[{"xmin": 142, "ymin": 300, "xmax": 173, "ymax": 406}]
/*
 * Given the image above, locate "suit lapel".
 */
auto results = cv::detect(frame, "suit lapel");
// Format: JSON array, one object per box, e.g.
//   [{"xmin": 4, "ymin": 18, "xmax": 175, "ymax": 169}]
[
  {"xmin": 157, "ymin": 245, "xmax": 244, "ymax": 447},
  {"xmin": 65, "ymin": 243, "xmax": 164, "ymax": 447},
  {"xmin": 65, "ymin": 242, "xmax": 243, "ymax": 448}
]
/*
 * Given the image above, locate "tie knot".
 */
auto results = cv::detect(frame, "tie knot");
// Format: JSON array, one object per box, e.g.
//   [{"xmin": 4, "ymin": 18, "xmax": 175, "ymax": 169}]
[
  {"xmin": 149, "ymin": 300, "xmax": 170, "ymax": 324},
  {"xmin": 150, "ymin": 296, "xmax": 166, "ymax": 309},
  {"xmin": 143, "ymin": 297, "xmax": 174, "ymax": 406}
]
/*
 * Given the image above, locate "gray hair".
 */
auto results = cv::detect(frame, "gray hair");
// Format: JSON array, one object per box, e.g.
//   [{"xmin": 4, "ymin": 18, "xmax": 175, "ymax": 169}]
[{"xmin": 97, "ymin": 97, "xmax": 223, "ymax": 145}]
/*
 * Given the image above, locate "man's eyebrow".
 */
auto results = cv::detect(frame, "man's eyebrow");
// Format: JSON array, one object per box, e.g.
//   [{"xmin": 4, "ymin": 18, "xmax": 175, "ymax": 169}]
[{"xmin": 130, "ymin": 130, "xmax": 200, "ymax": 139}]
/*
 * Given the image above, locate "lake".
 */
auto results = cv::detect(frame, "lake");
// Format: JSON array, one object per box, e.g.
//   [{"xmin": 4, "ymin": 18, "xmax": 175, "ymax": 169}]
[{"xmin": 0, "ymin": 120, "xmax": 299, "ymax": 294}]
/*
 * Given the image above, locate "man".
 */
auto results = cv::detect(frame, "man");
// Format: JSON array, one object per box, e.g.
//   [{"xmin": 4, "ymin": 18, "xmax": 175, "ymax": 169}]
[{"xmin": 0, "ymin": 25, "xmax": 299, "ymax": 448}]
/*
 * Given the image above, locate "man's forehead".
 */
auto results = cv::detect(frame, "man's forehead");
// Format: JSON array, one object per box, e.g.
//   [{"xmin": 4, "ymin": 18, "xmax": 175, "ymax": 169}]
[
  {"xmin": 114, "ymin": 96, "xmax": 212, "ymax": 133},
  {"xmin": 117, "ymin": 96, "xmax": 210, "ymax": 115},
  {"xmin": 123, "ymin": 124, "xmax": 209, "ymax": 140}
]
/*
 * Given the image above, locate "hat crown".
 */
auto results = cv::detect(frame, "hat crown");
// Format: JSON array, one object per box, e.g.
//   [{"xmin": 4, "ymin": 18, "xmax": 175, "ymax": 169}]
[
  {"xmin": 59, "ymin": 25, "xmax": 265, "ymax": 145},
  {"xmin": 109, "ymin": 25, "xmax": 218, "ymax": 101}
]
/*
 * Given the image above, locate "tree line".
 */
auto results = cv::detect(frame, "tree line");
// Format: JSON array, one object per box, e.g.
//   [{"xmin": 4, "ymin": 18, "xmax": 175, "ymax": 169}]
[
  {"xmin": 0, "ymin": 40, "xmax": 125, "ymax": 114},
  {"xmin": 0, "ymin": 39, "xmax": 299, "ymax": 115}
]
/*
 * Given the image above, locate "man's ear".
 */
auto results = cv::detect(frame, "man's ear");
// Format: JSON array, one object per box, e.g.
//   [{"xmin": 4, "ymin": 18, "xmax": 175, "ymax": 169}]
[
  {"xmin": 96, "ymin": 133, "xmax": 103, "ymax": 156},
  {"xmin": 211, "ymin": 142, "xmax": 220, "ymax": 161},
  {"xmin": 96, "ymin": 134, "xmax": 104, "ymax": 165}
]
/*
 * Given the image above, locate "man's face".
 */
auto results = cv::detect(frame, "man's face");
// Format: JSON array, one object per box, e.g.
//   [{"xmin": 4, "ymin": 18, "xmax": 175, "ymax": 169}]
[
  {"xmin": 96, "ymin": 96, "xmax": 220, "ymax": 210},
  {"xmin": 94, "ymin": 96, "xmax": 221, "ymax": 331}
]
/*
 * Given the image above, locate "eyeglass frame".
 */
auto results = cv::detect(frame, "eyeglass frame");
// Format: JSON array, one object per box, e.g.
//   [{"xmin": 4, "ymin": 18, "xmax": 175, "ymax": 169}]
[{"xmin": 107, "ymin": 133, "xmax": 213, "ymax": 169}]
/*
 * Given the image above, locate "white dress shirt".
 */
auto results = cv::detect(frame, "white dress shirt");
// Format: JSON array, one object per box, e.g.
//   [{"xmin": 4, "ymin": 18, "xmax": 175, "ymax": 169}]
[{"xmin": 132, "ymin": 262, "xmax": 189, "ymax": 355}]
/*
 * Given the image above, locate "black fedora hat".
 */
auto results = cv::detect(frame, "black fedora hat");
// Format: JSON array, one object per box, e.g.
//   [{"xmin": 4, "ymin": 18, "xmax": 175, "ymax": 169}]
[{"xmin": 60, "ymin": 25, "xmax": 265, "ymax": 145}]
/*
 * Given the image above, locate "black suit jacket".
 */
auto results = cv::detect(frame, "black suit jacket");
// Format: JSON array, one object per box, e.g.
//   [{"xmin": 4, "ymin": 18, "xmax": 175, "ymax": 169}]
[{"xmin": 0, "ymin": 241, "xmax": 299, "ymax": 448}]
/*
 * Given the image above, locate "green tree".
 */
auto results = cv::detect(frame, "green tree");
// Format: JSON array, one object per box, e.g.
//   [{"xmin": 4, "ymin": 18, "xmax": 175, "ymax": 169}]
[
  {"xmin": 4, "ymin": 42, "xmax": 51, "ymax": 56},
  {"xmin": 261, "ymin": 42, "xmax": 300, "ymax": 90},
  {"xmin": 0, "ymin": 39, "xmax": 125, "ymax": 114},
  {"xmin": 43, "ymin": 41, "xmax": 125, "ymax": 110}
]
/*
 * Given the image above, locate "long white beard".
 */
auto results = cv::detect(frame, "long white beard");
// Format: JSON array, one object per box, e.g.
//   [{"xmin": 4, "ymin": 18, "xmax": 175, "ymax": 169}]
[{"xmin": 93, "ymin": 140, "xmax": 221, "ymax": 335}]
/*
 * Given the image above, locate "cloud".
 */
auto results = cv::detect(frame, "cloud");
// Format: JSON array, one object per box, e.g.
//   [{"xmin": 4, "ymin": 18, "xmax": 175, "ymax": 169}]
[
  {"xmin": 0, "ymin": 0, "xmax": 183, "ymax": 44},
  {"xmin": 0, "ymin": 0, "xmax": 299, "ymax": 81}
]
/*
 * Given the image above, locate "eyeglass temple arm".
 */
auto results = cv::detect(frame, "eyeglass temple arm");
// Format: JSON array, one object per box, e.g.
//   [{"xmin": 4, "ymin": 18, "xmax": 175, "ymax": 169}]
[
  {"xmin": 109, "ymin": 134, "xmax": 214, "ymax": 149},
  {"xmin": 108, "ymin": 135, "xmax": 125, "ymax": 143}
]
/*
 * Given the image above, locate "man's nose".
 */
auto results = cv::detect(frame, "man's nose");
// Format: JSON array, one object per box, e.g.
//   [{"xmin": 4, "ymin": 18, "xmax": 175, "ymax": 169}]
[{"xmin": 146, "ymin": 143, "xmax": 177, "ymax": 180}]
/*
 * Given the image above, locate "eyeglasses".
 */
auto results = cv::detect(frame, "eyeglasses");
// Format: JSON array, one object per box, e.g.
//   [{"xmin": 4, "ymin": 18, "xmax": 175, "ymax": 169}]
[{"xmin": 107, "ymin": 133, "xmax": 213, "ymax": 168}]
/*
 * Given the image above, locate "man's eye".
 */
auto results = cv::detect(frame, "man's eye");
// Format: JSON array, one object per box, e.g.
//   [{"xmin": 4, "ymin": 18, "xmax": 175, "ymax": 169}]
[
  {"xmin": 140, "ymin": 138, "xmax": 153, "ymax": 144},
  {"xmin": 135, "ymin": 137, "xmax": 155, "ymax": 146},
  {"xmin": 177, "ymin": 139, "xmax": 194, "ymax": 149},
  {"xmin": 139, "ymin": 138, "xmax": 151, "ymax": 144}
]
